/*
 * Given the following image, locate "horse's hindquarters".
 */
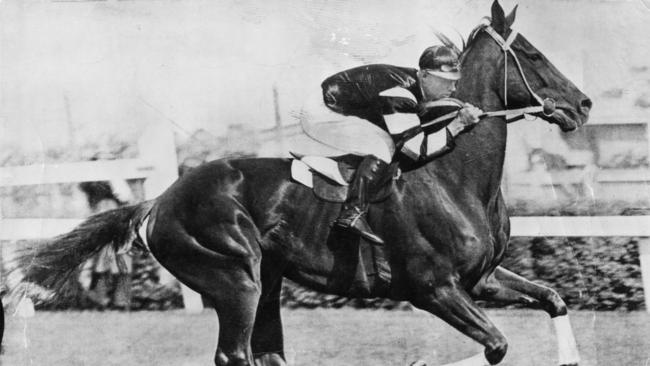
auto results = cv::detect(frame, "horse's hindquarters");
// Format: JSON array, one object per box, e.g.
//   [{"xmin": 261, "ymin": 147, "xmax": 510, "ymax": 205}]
[{"xmin": 146, "ymin": 162, "xmax": 266, "ymax": 365}]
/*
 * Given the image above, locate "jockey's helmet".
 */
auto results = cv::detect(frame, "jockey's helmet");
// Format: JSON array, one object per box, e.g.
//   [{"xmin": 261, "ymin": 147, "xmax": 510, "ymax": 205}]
[{"xmin": 419, "ymin": 45, "xmax": 461, "ymax": 80}]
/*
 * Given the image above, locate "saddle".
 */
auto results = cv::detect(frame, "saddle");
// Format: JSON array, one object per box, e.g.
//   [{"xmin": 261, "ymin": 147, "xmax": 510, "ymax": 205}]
[{"xmin": 290, "ymin": 152, "xmax": 397, "ymax": 203}]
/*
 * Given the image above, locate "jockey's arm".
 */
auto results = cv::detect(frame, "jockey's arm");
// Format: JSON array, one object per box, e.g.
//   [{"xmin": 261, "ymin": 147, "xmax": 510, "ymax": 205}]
[
  {"xmin": 377, "ymin": 86, "xmax": 419, "ymax": 115},
  {"xmin": 394, "ymin": 103, "xmax": 483, "ymax": 161},
  {"xmin": 392, "ymin": 124, "xmax": 451, "ymax": 161},
  {"xmin": 378, "ymin": 95, "xmax": 418, "ymax": 114}
]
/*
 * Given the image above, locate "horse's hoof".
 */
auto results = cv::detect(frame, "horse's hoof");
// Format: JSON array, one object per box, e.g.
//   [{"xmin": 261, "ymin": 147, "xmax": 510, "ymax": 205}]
[{"xmin": 409, "ymin": 361, "xmax": 427, "ymax": 366}]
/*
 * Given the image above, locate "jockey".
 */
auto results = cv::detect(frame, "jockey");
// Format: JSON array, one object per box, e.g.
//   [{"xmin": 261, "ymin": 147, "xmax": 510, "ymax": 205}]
[{"xmin": 321, "ymin": 45, "xmax": 483, "ymax": 244}]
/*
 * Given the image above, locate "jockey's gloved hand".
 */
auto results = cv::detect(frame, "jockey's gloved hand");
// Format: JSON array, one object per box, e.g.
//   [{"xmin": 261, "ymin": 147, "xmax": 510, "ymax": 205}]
[
  {"xmin": 458, "ymin": 103, "xmax": 483, "ymax": 125},
  {"xmin": 448, "ymin": 103, "xmax": 483, "ymax": 136}
]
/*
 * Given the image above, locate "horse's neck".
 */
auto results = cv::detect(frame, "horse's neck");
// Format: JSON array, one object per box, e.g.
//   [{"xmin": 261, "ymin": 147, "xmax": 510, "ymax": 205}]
[
  {"xmin": 422, "ymin": 82, "xmax": 508, "ymax": 201},
  {"xmin": 452, "ymin": 115, "xmax": 507, "ymax": 196}
]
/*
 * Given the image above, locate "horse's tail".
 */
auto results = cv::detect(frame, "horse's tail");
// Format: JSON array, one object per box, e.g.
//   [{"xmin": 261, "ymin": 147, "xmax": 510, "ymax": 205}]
[{"xmin": 3, "ymin": 200, "xmax": 155, "ymax": 307}]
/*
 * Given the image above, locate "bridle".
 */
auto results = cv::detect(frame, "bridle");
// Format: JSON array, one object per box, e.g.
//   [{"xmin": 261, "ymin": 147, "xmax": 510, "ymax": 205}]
[
  {"xmin": 479, "ymin": 23, "xmax": 556, "ymax": 122},
  {"xmin": 420, "ymin": 23, "xmax": 558, "ymax": 132}
]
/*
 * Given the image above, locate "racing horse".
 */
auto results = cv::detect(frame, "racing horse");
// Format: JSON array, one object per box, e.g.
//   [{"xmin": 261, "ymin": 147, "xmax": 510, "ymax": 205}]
[{"xmin": 8, "ymin": 1, "xmax": 590, "ymax": 365}]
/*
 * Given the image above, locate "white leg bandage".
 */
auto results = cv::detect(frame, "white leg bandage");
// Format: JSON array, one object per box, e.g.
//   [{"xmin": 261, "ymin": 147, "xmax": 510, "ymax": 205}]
[{"xmin": 553, "ymin": 315, "xmax": 580, "ymax": 365}]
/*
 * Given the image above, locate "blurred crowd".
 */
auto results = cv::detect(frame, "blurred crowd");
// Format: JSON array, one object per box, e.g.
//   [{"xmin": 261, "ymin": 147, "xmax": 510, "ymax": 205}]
[{"xmin": 77, "ymin": 153, "xmax": 134, "ymax": 310}]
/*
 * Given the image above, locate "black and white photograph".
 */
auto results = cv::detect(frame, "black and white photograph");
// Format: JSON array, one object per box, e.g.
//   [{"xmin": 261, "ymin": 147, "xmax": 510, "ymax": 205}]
[{"xmin": 0, "ymin": 0, "xmax": 649, "ymax": 365}]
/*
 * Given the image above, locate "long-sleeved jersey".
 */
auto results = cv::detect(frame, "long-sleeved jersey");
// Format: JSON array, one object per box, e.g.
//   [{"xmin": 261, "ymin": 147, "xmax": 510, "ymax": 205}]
[{"xmin": 321, "ymin": 64, "xmax": 460, "ymax": 160}]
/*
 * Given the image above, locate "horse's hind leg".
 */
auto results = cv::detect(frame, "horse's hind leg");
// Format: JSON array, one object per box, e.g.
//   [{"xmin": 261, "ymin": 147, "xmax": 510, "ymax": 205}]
[
  {"xmin": 148, "ymin": 211, "xmax": 262, "ymax": 365},
  {"xmin": 155, "ymin": 239, "xmax": 261, "ymax": 366},
  {"xmin": 252, "ymin": 272, "xmax": 287, "ymax": 366},
  {"xmin": 472, "ymin": 266, "xmax": 579, "ymax": 366},
  {"xmin": 214, "ymin": 291, "xmax": 260, "ymax": 366},
  {"xmin": 162, "ymin": 252, "xmax": 260, "ymax": 366},
  {"xmin": 412, "ymin": 279, "xmax": 508, "ymax": 365}
]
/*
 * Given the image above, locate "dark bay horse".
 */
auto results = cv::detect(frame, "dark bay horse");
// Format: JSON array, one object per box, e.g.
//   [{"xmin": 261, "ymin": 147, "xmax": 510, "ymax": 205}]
[{"xmin": 8, "ymin": 2, "xmax": 590, "ymax": 365}]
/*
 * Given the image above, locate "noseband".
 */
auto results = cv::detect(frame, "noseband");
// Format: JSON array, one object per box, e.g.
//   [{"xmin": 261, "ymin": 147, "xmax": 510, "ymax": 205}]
[{"xmin": 480, "ymin": 24, "xmax": 556, "ymax": 121}]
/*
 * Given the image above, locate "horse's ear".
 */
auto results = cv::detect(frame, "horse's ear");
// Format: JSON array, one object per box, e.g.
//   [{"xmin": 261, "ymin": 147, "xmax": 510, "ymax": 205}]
[
  {"xmin": 491, "ymin": 0, "xmax": 507, "ymax": 33},
  {"xmin": 505, "ymin": 4, "xmax": 518, "ymax": 29}
]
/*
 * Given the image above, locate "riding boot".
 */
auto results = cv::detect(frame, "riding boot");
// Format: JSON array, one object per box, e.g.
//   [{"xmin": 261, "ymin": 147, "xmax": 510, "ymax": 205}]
[
  {"xmin": 334, "ymin": 155, "xmax": 388, "ymax": 245},
  {"xmin": 111, "ymin": 273, "xmax": 131, "ymax": 311},
  {"xmin": 86, "ymin": 272, "xmax": 110, "ymax": 310}
]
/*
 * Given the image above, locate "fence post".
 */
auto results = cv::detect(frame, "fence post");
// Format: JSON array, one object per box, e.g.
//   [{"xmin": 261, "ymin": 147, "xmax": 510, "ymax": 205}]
[
  {"xmin": 639, "ymin": 238, "xmax": 650, "ymax": 313},
  {"xmin": 138, "ymin": 122, "xmax": 204, "ymax": 314}
]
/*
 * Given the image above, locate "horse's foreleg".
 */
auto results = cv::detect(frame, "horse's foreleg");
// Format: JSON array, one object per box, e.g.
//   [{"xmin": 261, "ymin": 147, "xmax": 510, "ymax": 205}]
[
  {"xmin": 473, "ymin": 266, "xmax": 579, "ymax": 366},
  {"xmin": 412, "ymin": 281, "xmax": 507, "ymax": 365}
]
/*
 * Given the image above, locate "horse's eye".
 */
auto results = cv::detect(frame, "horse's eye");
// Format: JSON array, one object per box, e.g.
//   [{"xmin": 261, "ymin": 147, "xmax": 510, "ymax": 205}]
[{"xmin": 529, "ymin": 53, "xmax": 543, "ymax": 62}]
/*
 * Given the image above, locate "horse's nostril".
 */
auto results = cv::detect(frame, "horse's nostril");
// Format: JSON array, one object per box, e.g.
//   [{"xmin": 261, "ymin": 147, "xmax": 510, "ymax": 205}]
[{"xmin": 580, "ymin": 98, "xmax": 592, "ymax": 111}]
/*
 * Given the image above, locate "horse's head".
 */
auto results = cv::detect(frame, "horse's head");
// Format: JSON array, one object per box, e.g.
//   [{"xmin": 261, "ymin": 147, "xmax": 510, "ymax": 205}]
[{"xmin": 460, "ymin": 0, "xmax": 591, "ymax": 131}]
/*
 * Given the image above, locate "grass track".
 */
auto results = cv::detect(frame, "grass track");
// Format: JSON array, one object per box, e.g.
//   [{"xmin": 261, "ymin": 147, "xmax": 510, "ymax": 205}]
[{"xmin": 2, "ymin": 308, "xmax": 649, "ymax": 366}]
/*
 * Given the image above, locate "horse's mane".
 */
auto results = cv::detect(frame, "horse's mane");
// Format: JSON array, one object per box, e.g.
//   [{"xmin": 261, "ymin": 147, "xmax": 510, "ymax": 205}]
[
  {"xmin": 459, "ymin": 18, "xmax": 491, "ymax": 64},
  {"xmin": 466, "ymin": 19, "xmax": 491, "ymax": 47},
  {"xmin": 433, "ymin": 18, "xmax": 490, "ymax": 66}
]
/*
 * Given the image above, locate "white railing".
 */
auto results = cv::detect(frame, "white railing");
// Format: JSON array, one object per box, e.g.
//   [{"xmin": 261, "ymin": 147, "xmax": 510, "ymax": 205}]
[
  {"xmin": 508, "ymin": 168, "xmax": 650, "ymax": 186},
  {"xmin": 511, "ymin": 216, "xmax": 650, "ymax": 312},
  {"xmin": 0, "ymin": 122, "xmax": 204, "ymax": 313},
  {"xmin": 507, "ymin": 116, "xmax": 650, "ymax": 312}
]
